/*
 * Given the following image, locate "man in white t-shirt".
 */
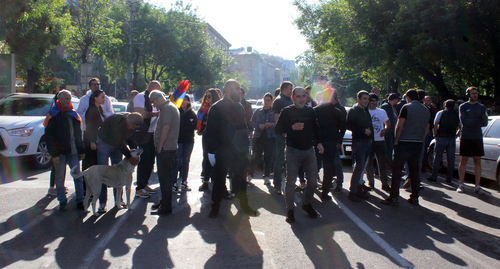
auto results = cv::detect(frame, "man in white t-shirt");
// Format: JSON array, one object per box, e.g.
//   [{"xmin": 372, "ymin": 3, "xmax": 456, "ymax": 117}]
[
  {"xmin": 133, "ymin": 81, "xmax": 160, "ymax": 198},
  {"xmin": 76, "ymin": 78, "xmax": 114, "ymax": 130},
  {"xmin": 365, "ymin": 93, "xmax": 391, "ymax": 191}
]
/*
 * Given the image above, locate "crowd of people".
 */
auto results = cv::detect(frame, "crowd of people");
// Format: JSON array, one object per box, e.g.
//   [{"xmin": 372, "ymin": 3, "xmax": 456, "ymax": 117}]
[{"xmin": 44, "ymin": 78, "xmax": 489, "ymax": 222}]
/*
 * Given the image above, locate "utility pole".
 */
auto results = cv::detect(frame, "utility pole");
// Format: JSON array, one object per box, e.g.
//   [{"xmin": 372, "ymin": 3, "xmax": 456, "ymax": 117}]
[{"xmin": 127, "ymin": 0, "xmax": 134, "ymax": 100}]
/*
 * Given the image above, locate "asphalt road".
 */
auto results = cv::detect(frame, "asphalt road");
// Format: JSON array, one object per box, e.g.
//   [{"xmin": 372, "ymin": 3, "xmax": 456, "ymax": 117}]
[{"xmin": 1, "ymin": 135, "xmax": 499, "ymax": 268}]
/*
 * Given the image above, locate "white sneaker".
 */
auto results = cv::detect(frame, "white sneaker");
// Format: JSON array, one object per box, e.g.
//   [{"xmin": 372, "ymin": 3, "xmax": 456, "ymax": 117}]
[
  {"xmin": 135, "ymin": 189, "xmax": 151, "ymax": 198},
  {"xmin": 47, "ymin": 187, "xmax": 57, "ymax": 196},
  {"xmin": 456, "ymin": 185, "xmax": 464, "ymax": 193},
  {"xmin": 263, "ymin": 176, "xmax": 271, "ymax": 185},
  {"xmin": 247, "ymin": 174, "xmax": 252, "ymax": 183},
  {"xmin": 474, "ymin": 186, "xmax": 485, "ymax": 195}
]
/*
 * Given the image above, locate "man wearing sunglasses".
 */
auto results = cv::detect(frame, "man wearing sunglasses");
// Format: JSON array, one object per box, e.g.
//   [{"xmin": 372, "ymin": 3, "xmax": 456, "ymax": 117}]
[{"xmin": 76, "ymin": 78, "xmax": 114, "ymax": 128}]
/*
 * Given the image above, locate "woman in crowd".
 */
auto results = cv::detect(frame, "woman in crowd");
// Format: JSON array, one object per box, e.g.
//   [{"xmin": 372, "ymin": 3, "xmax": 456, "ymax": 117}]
[
  {"xmin": 83, "ymin": 89, "xmax": 107, "ymax": 213},
  {"xmin": 197, "ymin": 88, "xmax": 221, "ymax": 191},
  {"xmin": 247, "ymin": 92, "xmax": 276, "ymax": 184},
  {"xmin": 172, "ymin": 95, "xmax": 198, "ymax": 192}
]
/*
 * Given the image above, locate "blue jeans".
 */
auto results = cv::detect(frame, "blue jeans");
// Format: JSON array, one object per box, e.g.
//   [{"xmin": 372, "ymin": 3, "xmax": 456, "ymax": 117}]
[
  {"xmin": 273, "ymin": 133, "xmax": 286, "ymax": 189},
  {"xmin": 350, "ymin": 140, "xmax": 372, "ymax": 194},
  {"xmin": 391, "ymin": 142, "xmax": 423, "ymax": 200},
  {"xmin": 173, "ymin": 143, "xmax": 194, "ymax": 184},
  {"xmin": 285, "ymin": 147, "xmax": 317, "ymax": 210},
  {"xmin": 430, "ymin": 137, "xmax": 456, "ymax": 181},
  {"xmin": 54, "ymin": 154, "xmax": 83, "ymax": 204},
  {"xmin": 96, "ymin": 137, "xmax": 123, "ymax": 205}
]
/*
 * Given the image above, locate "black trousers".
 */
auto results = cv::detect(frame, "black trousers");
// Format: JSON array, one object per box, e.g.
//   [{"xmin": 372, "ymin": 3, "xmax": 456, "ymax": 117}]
[
  {"xmin": 136, "ymin": 133, "xmax": 155, "ymax": 191},
  {"xmin": 248, "ymin": 135, "xmax": 275, "ymax": 177},
  {"xmin": 156, "ymin": 149, "xmax": 177, "ymax": 210},
  {"xmin": 201, "ymin": 135, "xmax": 213, "ymax": 183},
  {"xmin": 212, "ymin": 147, "xmax": 248, "ymax": 211}
]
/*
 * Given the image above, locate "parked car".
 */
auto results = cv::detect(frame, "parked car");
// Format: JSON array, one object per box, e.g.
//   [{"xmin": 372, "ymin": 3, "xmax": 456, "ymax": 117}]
[
  {"xmin": 111, "ymin": 102, "xmax": 130, "ymax": 113},
  {"xmin": 0, "ymin": 94, "xmax": 79, "ymax": 169},
  {"xmin": 427, "ymin": 115, "xmax": 500, "ymax": 185}
]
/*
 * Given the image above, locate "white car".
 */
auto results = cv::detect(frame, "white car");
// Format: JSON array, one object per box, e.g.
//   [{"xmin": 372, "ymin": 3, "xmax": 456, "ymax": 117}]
[
  {"xmin": 0, "ymin": 94, "xmax": 79, "ymax": 169},
  {"xmin": 111, "ymin": 101, "xmax": 130, "ymax": 113},
  {"xmin": 427, "ymin": 115, "xmax": 500, "ymax": 185}
]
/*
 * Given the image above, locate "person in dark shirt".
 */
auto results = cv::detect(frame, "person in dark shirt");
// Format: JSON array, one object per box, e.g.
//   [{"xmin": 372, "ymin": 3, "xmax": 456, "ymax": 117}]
[
  {"xmin": 330, "ymin": 90, "xmax": 347, "ymax": 191},
  {"xmin": 381, "ymin": 93, "xmax": 400, "ymax": 170},
  {"xmin": 240, "ymin": 88, "xmax": 253, "ymax": 134},
  {"xmin": 205, "ymin": 79, "xmax": 257, "ymax": 218},
  {"xmin": 346, "ymin": 90, "xmax": 373, "ymax": 202},
  {"xmin": 276, "ymin": 87, "xmax": 324, "ymax": 223},
  {"xmin": 314, "ymin": 90, "xmax": 343, "ymax": 200}
]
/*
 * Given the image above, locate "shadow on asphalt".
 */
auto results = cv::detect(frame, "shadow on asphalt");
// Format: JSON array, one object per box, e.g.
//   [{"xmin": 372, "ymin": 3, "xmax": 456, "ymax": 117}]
[{"xmin": 0, "ymin": 159, "xmax": 51, "ymax": 185}]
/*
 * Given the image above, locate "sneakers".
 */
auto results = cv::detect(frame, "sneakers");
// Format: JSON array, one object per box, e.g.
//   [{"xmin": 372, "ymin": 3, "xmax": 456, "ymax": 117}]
[
  {"xmin": 59, "ymin": 202, "xmax": 68, "ymax": 212},
  {"xmin": 144, "ymin": 185, "xmax": 157, "ymax": 194},
  {"xmin": 456, "ymin": 185, "xmax": 464, "ymax": 193},
  {"xmin": 474, "ymin": 186, "xmax": 485, "ymax": 195},
  {"xmin": 199, "ymin": 182, "xmax": 209, "ymax": 191},
  {"xmin": 172, "ymin": 183, "xmax": 180, "ymax": 193},
  {"xmin": 135, "ymin": 189, "xmax": 151, "ymax": 198},
  {"xmin": 333, "ymin": 185, "xmax": 342, "ymax": 193},
  {"xmin": 380, "ymin": 197, "xmax": 399, "ymax": 206},
  {"xmin": 407, "ymin": 198, "xmax": 419, "ymax": 205},
  {"xmin": 180, "ymin": 183, "xmax": 191, "ymax": 191},
  {"xmin": 246, "ymin": 174, "xmax": 252, "ymax": 183},
  {"xmin": 302, "ymin": 203, "xmax": 318, "ymax": 218},
  {"xmin": 285, "ymin": 209, "xmax": 295, "ymax": 223},
  {"xmin": 427, "ymin": 176, "xmax": 437, "ymax": 182},
  {"xmin": 47, "ymin": 187, "xmax": 57, "ymax": 196},
  {"xmin": 263, "ymin": 176, "xmax": 271, "ymax": 185}
]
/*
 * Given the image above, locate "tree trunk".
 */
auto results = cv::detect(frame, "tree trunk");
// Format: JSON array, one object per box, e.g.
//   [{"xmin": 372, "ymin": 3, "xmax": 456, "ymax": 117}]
[
  {"xmin": 416, "ymin": 65, "xmax": 454, "ymax": 100},
  {"xmin": 132, "ymin": 47, "xmax": 140, "ymax": 89},
  {"xmin": 24, "ymin": 69, "xmax": 38, "ymax": 93}
]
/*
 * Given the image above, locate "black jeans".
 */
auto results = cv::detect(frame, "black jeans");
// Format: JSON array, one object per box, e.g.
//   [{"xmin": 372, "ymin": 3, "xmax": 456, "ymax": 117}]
[
  {"xmin": 156, "ymin": 149, "xmax": 177, "ymax": 211},
  {"xmin": 136, "ymin": 133, "xmax": 155, "ymax": 191},
  {"xmin": 212, "ymin": 147, "xmax": 248, "ymax": 211},
  {"xmin": 390, "ymin": 142, "xmax": 423, "ymax": 200},
  {"xmin": 366, "ymin": 141, "xmax": 388, "ymax": 186},
  {"xmin": 321, "ymin": 142, "xmax": 339, "ymax": 196},
  {"xmin": 248, "ymin": 135, "xmax": 275, "ymax": 177},
  {"xmin": 201, "ymin": 135, "xmax": 213, "ymax": 183}
]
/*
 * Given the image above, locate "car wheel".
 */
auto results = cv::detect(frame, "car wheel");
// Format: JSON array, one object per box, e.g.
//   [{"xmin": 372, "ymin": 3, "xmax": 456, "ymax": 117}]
[{"xmin": 33, "ymin": 137, "xmax": 52, "ymax": 169}]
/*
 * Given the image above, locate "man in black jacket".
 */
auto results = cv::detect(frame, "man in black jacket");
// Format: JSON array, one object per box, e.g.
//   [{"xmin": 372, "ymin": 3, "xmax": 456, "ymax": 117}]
[
  {"xmin": 205, "ymin": 79, "xmax": 257, "ymax": 218},
  {"xmin": 45, "ymin": 90, "xmax": 85, "ymax": 212},
  {"xmin": 276, "ymin": 87, "xmax": 324, "ymax": 223},
  {"xmin": 346, "ymin": 90, "xmax": 374, "ymax": 202},
  {"xmin": 381, "ymin": 93, "xmax": 399, "ymax": 169}
]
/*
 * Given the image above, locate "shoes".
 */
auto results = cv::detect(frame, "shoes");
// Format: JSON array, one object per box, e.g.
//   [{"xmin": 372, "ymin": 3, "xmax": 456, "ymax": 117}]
[
  {"xmin": 380, "ymin": 197, "xmax": 399, "ymax": 206},
  {"xmin": 59, "ymin": 202, "xmax": 68, "ymax": 212},
  {"xmin": 199, "ymin": 182, "xmax": 209, "ymax": 191},
  {"xmin": 402, "ymin": 178, "xmax": 411, "ymax": 188},
  {"xmin": 360, "ymin": 184, "xmax": 372, "ymax": 192},
  {"xmin": 456, "ymin": 185, "xmax": 464, "ymax": 193},
  {"xmin": 98, "ymin": 206, "xmax": 107, "ymax": 214},
  {"xmin": 382, "ymin": 184, "xmax": 391, "ymax": 192},
  {"xmin": 446, "ymin": 178, "xmax": 452, "ymax": 184},
  {"xmin": 208, "ymin": 209, "xmax": 219, "ymax": 218},
  {"xmin": 333, "ymin": 185, "xmax": 342, "ymax": 193},
  {"xmin": 151, "ymin": 202, "xmax": 161, "ymax": 210},
  {"xmin": 407, "ymin": 198, "xmax": 419, "ymax": 205},
  {"xmin": 357, "ymin": 189, "xmax": 369, "ymax": 200},
  {"xmin": 180, "ymin": 183, "xmax": 191, "ymax": 191},
  {"xmin": 247, "ymin": 174, "xmax": 252, "ymax": 183},
  {"xmin": 48, "ymin": 187, "xmax": 57, "ymax": 196},
  {"xmin": 302, "ymin": 203, "xmax": 318, "ymax": 218},
  {"xmin": 427, "ymin": 176, "xmax": 437, "ymax": 182},
  {"xmin": 474, "ymin": 186, "xmax": 485, "ymax": 195},
  {"xmin": 348, "ymin": 192, "xmax": 361, "ymax": 202},
  {"xmin": 321, "ymin": 194, "xmax": 332, "ymax": 202},
  {"xmin": 285, "ymin": 209, "xmax": 295, "ymax": 223},
  {"xmin": 263, "ymin": 176, "xmax": 271, "ymax": 185},
  {"xmin": 77, "ymin": 202, "xmax": 84, "ymax": 210},
  {"xmin": 151, "ymin": 207, "xmax": 172, "ymax": 215},
  {"xmin": 144, "ymin": 185, "xmax": 157, "ymax": 194},
  {"xmin": 276, "ymin": 190, "xmax": 282, "ymax": 195},
  {"xmin": 135, "ymin": 189, "xmax": 151, "ymax": 198}
]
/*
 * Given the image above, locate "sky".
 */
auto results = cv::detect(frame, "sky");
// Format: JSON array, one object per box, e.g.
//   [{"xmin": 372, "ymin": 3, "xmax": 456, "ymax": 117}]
[{"xmin": 148, "ymin": 0, "xmax": 311, "ymax": 61}]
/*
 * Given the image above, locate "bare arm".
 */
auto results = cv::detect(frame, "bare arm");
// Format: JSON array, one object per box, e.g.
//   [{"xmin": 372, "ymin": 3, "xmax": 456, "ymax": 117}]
[
  {"xmin": 135, "ymin": 107, "xmax": 159, "ymax": 119},
  {"xmin": 394, "ymin": 118, "xmax": 406, "ymax": 145}
]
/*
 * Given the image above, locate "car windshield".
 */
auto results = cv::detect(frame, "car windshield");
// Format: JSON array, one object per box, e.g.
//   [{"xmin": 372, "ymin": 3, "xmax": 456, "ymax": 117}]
[{"xmin": 0, "ymin": 97, "xmax": 53, "ymax": 116}]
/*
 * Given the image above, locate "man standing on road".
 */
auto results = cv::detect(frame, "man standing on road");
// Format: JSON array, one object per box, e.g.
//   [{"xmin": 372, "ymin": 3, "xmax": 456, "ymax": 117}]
[
  {"xmin": 366, "ymin": 93, "xmax": 391, "ymax": 191},
  {"xmin": 276, "ymin": 87, "xmax": 324, "ymax": 223},
  {"xmin": 381, "ymin": 89, "xmax": 430, "ymax": 206},
  {"xmin": 346, "ymin": 90, "xmax": 373, "ymax": 202},
  {"xmin": 272, "ymin": 81, "xmax": 294, "ymax": 195},
  {"xmin": 314, "ymin": 90, "xmax": 343, "ymax": 201},
  {"xmin": 150, "ymin": 90, "xmax": 180, "ymax": 215},
  {"xmin": 205, "ymin": 79, "xmax": 257, "ymax": 218},
  {"xmin": 134, "ymin": 81, "xmax": 161, "ymax": 198},
  {"xmin": 427, "ymin": 99, "xmax": 460, "ymax": 184},
  {"xmin": 456, "ymin": 87, "xmax": 488, "ymax": 194},
  {"xmin": 330, "ymin": 90, "xmax": 347, "ymax": 192},
  {"xmin": 45, "ymin": 90, "xmax": 85, "ymax": 212},
  {"xmin": 381, "ymin": 93, "xmax": 399, "ymax": 170},
  {"xmin": 76, "ymin": 78, "xmax": 114, "ymax": 126}
]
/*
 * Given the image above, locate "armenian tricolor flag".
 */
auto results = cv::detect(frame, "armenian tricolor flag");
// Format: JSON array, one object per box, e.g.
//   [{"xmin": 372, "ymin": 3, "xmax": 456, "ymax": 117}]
[
  {"xmin": 43, "ymin": 100, "xmax": 82, "ymax": 127},
  {"xmin": 170, "ymin": 79, "xmax": 190, "ymax": 108}
]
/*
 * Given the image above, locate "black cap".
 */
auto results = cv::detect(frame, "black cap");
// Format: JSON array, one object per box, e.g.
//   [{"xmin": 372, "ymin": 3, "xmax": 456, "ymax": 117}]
[{"xmin": 388, "ymin": 93, "xmax": 400, "ymax": 101}]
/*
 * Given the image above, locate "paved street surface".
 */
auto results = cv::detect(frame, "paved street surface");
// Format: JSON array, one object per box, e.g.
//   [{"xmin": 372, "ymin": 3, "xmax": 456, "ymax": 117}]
[{"xmin": 1, "ymin": 135, "xmax": 500, "ymax": 268}]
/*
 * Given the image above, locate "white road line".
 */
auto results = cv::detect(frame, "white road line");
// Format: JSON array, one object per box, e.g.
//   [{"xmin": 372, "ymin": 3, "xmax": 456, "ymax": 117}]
[
  {"xmin": 332, "ymin": 196, "xmax": 414, "ymax": 269},
  {"xmin": 78, "ymin": 198, "xmax": 140, "ymax": 269}
]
